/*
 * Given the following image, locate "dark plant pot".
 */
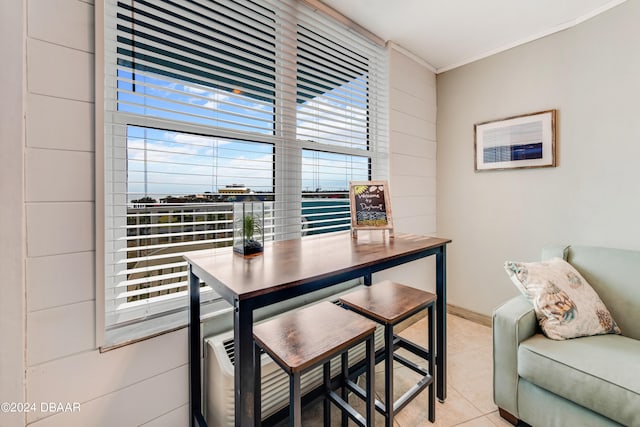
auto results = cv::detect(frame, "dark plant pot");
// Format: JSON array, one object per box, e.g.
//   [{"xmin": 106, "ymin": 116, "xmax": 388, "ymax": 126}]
[{"xmin": 234, "ymin": 239, "xmax": 264, "ymax": 256}]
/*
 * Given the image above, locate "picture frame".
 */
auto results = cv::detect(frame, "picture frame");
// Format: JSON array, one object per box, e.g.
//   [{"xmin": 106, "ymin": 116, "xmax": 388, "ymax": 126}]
[
  {"xmin": 474, "ymin": 109, "xmax": 557, "ymax": 171},
  {"xmin": 349, "ymin": 180, "xmax": 394, "ymax": 237}
]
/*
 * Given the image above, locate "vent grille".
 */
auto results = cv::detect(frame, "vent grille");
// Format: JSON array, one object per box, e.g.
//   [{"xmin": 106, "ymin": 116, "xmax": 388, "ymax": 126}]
[
  {"xmin": 223, "ymin": 338, "xmax": 235, "ymax": 365},
  {"xmin": 224, "ymin": 337, "xmax": 268, "ymax": 366}
]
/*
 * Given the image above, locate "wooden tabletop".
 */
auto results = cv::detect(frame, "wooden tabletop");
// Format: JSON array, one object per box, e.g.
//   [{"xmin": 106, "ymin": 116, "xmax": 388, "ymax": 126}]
[{"xmin": 185, "ymin": 231, "xmax": 451, "ymax": 301}]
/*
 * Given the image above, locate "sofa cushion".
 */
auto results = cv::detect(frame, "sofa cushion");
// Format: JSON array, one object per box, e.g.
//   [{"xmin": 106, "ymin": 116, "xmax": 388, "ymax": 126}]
[
  {"xmin": 565, "ymin": 246, "xmax": 640, "ymax": 340},
  {"xmin": 518, "ymin": 334, "xmax": 640, "ymax": 426},
  {"xmin": 505, "ymin": 258, "xmax": 621, "ymax": 340}
]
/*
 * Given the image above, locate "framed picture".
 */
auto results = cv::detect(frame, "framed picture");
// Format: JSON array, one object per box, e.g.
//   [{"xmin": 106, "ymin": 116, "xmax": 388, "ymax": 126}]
[
  {"xmin": 474, "ymin": 110, "xmax": 557, "ymax": 171},
  {"xmin": 349, "ymin": 181, "xmax": 394, "ymax": 236}
]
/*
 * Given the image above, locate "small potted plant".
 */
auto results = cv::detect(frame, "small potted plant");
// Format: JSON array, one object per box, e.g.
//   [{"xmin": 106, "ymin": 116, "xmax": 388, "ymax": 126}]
[{"xmin": 233, "ymin": 202, "xmax": 264, "ymax": 256}]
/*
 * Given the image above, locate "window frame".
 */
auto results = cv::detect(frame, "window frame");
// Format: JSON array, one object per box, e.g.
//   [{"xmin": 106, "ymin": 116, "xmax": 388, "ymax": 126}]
[{"xmin": 97, "ymin": 0, "xmax": 388, "ymax": 348}]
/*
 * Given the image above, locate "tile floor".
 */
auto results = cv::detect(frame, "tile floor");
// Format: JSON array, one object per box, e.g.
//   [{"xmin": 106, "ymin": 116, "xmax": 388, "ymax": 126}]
[{"xmin": 279, "ymin": 313, "xmax": 512, "ymax": 426}]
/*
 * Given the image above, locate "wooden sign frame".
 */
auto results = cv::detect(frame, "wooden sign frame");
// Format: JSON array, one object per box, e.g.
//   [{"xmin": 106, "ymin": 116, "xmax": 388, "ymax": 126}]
[{"xmin": 349, "ymin": 180, "xmax": 394, "ymax": 238}]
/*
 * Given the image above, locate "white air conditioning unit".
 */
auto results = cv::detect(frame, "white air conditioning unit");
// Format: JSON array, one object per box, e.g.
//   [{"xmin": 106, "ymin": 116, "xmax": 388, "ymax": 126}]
[{"xmin": 204, "ymin": 301, "xmax": 383, "ymax": 426}]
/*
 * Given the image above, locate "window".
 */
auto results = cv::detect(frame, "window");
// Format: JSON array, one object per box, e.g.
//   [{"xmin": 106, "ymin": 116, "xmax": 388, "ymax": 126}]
[{"xmin": 101, "ymin": 0, "xmax": 388, "ymax": 346}]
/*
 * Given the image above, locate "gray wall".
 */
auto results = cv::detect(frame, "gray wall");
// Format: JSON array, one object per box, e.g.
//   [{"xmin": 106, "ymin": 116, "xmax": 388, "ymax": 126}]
[{"xmin": 436, "ymin": 0, "xmax": 640, "ymax": 317}]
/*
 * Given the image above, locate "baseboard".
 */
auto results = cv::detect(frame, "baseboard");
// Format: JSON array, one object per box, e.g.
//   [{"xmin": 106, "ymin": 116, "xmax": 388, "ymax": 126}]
[
  {"xmin": 395, "ymin": 303, "xmax": 492, "ymax": 332},
  {"xmin": 447, "ymin": 304, "xmax": 492, "ymax": 327}
]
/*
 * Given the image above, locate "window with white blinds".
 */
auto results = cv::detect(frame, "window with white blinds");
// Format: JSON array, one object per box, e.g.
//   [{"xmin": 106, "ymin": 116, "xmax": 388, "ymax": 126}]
[{"xmin": 102, "ymin": 0, "xmax": 388, "ymax": 345}]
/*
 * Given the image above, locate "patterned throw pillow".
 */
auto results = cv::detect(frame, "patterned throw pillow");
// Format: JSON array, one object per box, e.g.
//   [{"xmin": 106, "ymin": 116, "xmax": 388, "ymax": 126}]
[{"xmin": 504, "ymin": 257, "xmax": 621, "ymax": 340}]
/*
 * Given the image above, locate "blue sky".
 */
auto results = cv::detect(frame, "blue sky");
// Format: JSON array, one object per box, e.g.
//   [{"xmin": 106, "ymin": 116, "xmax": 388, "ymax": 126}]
[{"xmin": 119, "ymin": 70, "xmax": 369, "ymax": 201}]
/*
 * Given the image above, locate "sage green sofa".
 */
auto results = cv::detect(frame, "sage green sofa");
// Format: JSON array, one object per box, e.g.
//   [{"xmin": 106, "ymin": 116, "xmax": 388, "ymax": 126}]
[{"xmin": 493, "ymin": 245, "xmax": 640, "ymax": 427}]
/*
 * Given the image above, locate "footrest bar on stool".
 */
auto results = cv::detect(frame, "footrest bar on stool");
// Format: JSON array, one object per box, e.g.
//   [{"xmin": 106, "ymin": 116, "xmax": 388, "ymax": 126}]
[
  {"xmin": 327, "ymin": 390, "xmax": 367, "ymax": 427},
  {"xmin": 393, "ymin": 374, "xmax": 433, "ymax": 413},
  {"xmin": 373, "ymin": 336, "xmax": 403, "ymax": 362},
  {"xmin": 393, "ymin": 352, "xmax": 429, "ymax": 376},
  {"xmin": 345, "ymin": 379, "xmax": 363, "ymax": 395},
  {"xmin": 347, "ymin": 379, "xmax": 387, "ymax": 415},
  {"xmin": 395, "ymin": 336, "xmax": 430, "ymax": 360}
]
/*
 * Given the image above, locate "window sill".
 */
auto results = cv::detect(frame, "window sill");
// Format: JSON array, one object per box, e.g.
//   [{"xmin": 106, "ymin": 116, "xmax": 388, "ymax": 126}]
[
  {"xmin": 101, "ymin": 278, "xmax": 363, "ymax": 352},
  {"xmin": 100, "ymin": 298, "xmax": 233, "ymax": 352}
]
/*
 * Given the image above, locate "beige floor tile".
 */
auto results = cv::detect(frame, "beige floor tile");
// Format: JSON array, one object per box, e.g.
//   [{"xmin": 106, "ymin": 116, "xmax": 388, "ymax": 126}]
[
  {"xmin": 396, "ymin": 316, "xmax": 431, "ymax": 349},
  {"xmin": 448, "ymin": 345, "xmax": 495, "ymax": 414},
  {"xmin": 448, "ymin": 332, "xmax": 492, "ymax": 355},
  {"xmin": 450, "ymin": 373, "xmax": 496, "ymax": 415},
  {"xmin": 486, "ymin": 410, "xmax": 515, "ymax": 427},
  {"xmin": 455, "ymin": 415, "xmax": 502, "ymax": 427},
  {"xmin": 448, "ymin": 347, "xmax": 493, "ymax": 383},
  {"xmin": 447, "ymin": 317, "xmax": 492, "ymax": 355},
  {"xmin": 393, "ymin": 386, "xmax": 482, "ymax": 427}
]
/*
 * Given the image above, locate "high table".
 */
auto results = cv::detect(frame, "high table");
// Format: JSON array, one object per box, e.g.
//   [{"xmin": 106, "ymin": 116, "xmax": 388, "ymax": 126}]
[{"xmin": 186, "ymin": 231, "xmax": 451, "ymax": 427}]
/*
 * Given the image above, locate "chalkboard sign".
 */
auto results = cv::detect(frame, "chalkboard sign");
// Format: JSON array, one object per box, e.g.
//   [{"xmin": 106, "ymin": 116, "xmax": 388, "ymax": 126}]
[{"xmin": 349, "ymin": 180, "xmax": 394, "ymax": 237}]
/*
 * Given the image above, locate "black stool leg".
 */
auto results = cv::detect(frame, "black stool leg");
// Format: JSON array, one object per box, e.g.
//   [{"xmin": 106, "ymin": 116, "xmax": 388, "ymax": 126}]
[
  {"xmin": 428, "ymin": 304, "xmax": 435, "ymax": 423},
  {"xmin": 254, "ymin": 342, "xmax": 262, "ymax": 427},
  {"xmin": 384, "ymin": 323, "xmax": 394, "ymax": 427},
  {"xmin": 323, "ymin": 362, "xmax": 331, "ymax": 427},
  {"xmin": 365, "ymin": 334, "xmax": 375, "ymax": 427},
  {"xmin": 290, "ymin": 372, "xmax": 301, "ymax": 427},
  {"xmin": 341, "ymin": 352, "xmax": 349, "ymax": 427}
]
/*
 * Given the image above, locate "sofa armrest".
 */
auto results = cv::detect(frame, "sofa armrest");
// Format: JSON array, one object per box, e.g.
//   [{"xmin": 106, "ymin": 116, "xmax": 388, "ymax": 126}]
[{"xmin": 493, "ymin": 295, "xmax": 538, "ymax": 417}]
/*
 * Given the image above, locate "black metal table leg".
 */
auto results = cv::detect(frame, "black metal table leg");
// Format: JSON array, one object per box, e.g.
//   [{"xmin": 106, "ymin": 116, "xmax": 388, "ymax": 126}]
[
  {"xmin": 323, "ymin": 362, "xmax": 331, "ymax": 427},
  {"xmin": 365, "ymin": 334, "xmax": 375, "ymax": 427},
  {"xmin": 188, "ymin": 266, "xmax": 207, "ymax": 427},
  {"xmin": 290, "ymin": 372, "xmax": 302, "ymax": 426},
  {"xmin": 341, "ymin": 352, "xmax": 349, "ymax": 426},
  {"xmin": 364, "ymin": 272, "xmax": 372, "ymax": 286},
  {"xmin": 254, "ymin": 341, "xmax": 262, "ymax": 427},
  {"xmin": 235, "ymin": 298, "xmax": 256, "ymax": 427},
  {"xmin": 384, "ymin": 323, "xmax": 394, "ymax": 427},
  {"xmin": 436, "ymin": 246, "xmax": 447, "ymax": 402},
  {"xmin": 428, "ymin": 304, "xmax": 436, "ymax": 422}
]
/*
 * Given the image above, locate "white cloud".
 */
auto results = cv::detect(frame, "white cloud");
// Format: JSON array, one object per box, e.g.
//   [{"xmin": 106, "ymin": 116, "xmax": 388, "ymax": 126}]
[
  {"xmin": 171, "ymin": 132, "xmax": 216, "ymax": 147},
  {"xmin": 296, "ymin": 79, "xmax": 368, "ymax": 148},
  {"xmin": 182, "ymin": 84, "xmax": 213, "ymax": 96},
  {"xmin": 182, "ymin": 83, "xmax": 273, "ymax": 115}
]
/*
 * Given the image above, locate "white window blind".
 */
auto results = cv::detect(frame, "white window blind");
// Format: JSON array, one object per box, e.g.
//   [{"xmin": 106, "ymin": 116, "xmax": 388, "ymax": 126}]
[{"xmin": 102, "ymin": 0, "xmax": 388, "ymax": 345}]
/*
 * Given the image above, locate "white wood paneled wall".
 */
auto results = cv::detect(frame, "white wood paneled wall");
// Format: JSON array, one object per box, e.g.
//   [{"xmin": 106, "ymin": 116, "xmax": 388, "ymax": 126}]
[
  {"xmin": 388, "ymin": 46, "xmax": 437, "ymax": 236},
  {"xmin": 371, "ymin": 45, "xmax": 438, "ymax": 291},
  {"xmin": 23, "ymin": 0, "xmax": 190, "ymax": 425}
]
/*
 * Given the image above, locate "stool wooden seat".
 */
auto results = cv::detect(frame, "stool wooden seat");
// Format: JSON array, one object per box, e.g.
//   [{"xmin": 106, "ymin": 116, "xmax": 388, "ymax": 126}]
[
  {"xmin": 253, "ymin": 301, "xmax": 377, "ymax": 426},
  {"xmin": 339, "ymin": 280, "xmax": 437, "ymax": 426}
]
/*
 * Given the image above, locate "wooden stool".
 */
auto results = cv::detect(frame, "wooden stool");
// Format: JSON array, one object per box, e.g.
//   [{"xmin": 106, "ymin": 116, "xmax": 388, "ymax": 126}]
[
  {"xmin": 339, "ymin": 280, "xmax": 436, "ymax": 426},
  {"xmin": 253, "ymin": 301, "xmax": 377, "ymax": 426}
]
